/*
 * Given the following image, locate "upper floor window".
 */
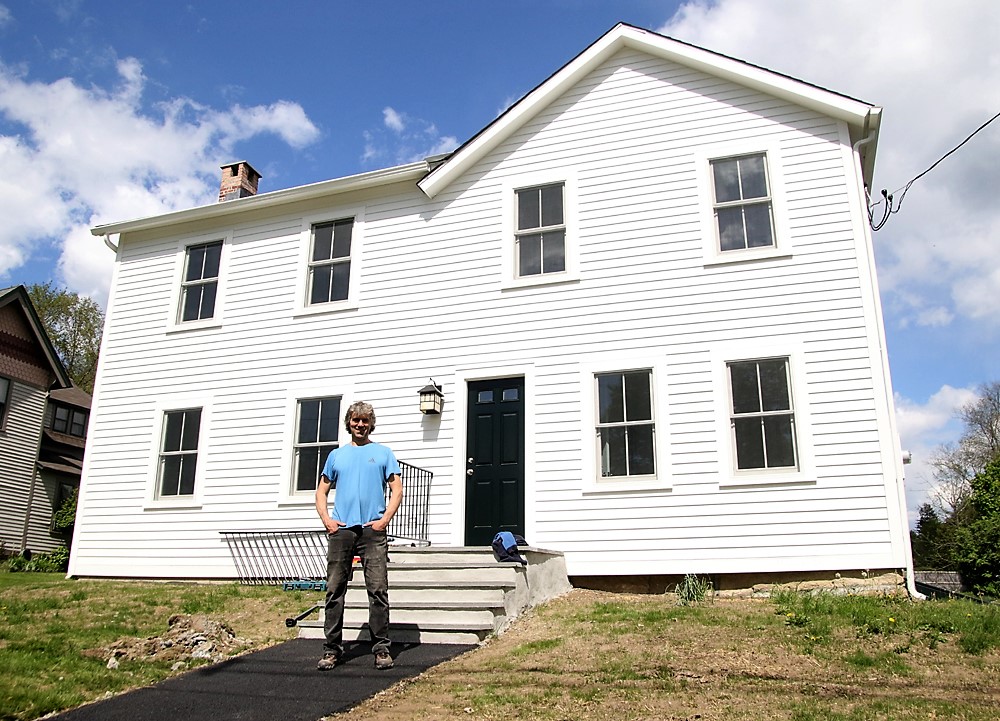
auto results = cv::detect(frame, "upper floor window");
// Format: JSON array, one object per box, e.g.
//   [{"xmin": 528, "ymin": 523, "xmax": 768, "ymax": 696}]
[
  {"xmin": 52, "ymin": 404, "xmax": 88, "ymax": 438},
  {"xmin": 516, "ymin": 183, "xmax": 565, "ymax": 277},
  {"xmin": 0, "ymin": 376, "xmax": 10, "ymax": 429},
  {"xmin": 596, "ymin": 369, "xmax": 655, "ymax": 478},
  {"xmin": 157, "ymin": 408, "xmax": 202, "ymax": 497},
  {"xmin": 180, "ymin": 241, "xmax": 222, "ymax": 322},
  {"xmin": 728, "ymin": 358, "xmax": 797, "ymax": 471},
  {"xmin": 309, "ymin": 219, "xmax": 353, "ymax": 305},
  {"xmin": 293, "ymin": 396, "xmax": 341, "ymax": 493},
  {"xmin": 711, "ymin": 154, "xmax": 774, "ymax": 252}
]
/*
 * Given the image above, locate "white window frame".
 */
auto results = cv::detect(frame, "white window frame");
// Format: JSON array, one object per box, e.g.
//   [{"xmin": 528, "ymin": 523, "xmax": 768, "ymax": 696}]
[
  {"xmin": 278, "ymin": 383, "xmax": 354, "ymax": 505},
  {"xmin": 696, "ymin": 142, "xmax": 791, "ymax": 266},
  {"xmin": 501, "ymin": 170, "xmax": 579, "ymax": 290},
  {"xmin": 145, "ymin": 397, "xmax": 211, "ymax": 509},
  {"xmin": 294, "ymin": 208, "xmax": 364, "ymax": 317},
  {"xmin": 710, "ymin": 341, "xmax": 815, "ymax": 488},
  {"xmin": 580, "ymin": 356, "xmax": 670, "ymax": 493},
  {"xmin": 167, "ymin": 231, "xmax": 232, "ymax": 333}
]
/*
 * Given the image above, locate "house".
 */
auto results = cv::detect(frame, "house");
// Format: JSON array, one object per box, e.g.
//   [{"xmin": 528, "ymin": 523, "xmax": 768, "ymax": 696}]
[
  {"xmin": 1, "ymin": 285, "xmax": 90, "ymax": 556},
  {"xmin": 73, "ymin": 24, "xmax": 915, "ymax": 592}
]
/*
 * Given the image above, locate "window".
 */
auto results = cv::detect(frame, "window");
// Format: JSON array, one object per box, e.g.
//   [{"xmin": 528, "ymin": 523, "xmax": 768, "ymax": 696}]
[
  {"xmin": 711, "ymin": 154, "xmax": 774, "ymax": 252},
  {"xmin": 516, "ymin": 183, "xmax": 565, "ymax": 277},
  {"xmin": 596, "ymin": 370, "xmax": 655, "ymax": 478},
  {"xmin": 0, "ymin": 376, "xmax": 9, "ymax": 428},
  {"xmin": 52, "ymin": 404, "xmax": 88, "ymax": 437},
  {"xmin": 180, "ymin": 241, "xmax": 222, "ymax": 321},
  {"xmin": 309, "ymin": 219, "xmax": 353, "ymax": 305},
  {"xmin": 728, "ymin": 358, "xmax": 797, "ymax": 471},
  {"xmin": 157, "ymin": 408, "xmax": 202, "ymax": 497},
  {"xmin": 293, "ymin": 397, "xmax": 341, "ymax": 493}
]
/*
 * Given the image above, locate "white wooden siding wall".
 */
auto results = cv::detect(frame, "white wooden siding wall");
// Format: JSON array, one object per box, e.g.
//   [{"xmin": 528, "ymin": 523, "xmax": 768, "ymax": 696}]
[
  {"xmin": 0, "ymin": 382, "xmax": 46, "ymax": 552},
  {"xmin": 72, "ymin": 49, "xmax": 905, "ymax": 579}
]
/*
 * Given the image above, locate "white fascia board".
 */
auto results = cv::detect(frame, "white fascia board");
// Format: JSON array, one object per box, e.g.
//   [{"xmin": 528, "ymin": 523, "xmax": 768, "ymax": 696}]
[
  {"xmin": 90, "ymin": 161, "xmax": 429, "ymax": 237},
  {"xmin": 419, "ymin": 24, "xmax": 878, "ymax": 200}
]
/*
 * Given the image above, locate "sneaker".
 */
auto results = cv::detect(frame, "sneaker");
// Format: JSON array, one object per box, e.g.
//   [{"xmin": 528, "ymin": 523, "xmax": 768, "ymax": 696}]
[
  {"xmin": 316, "ymin": 652, "xmax": 341, "ymax": 671},
  {"xmin": 374, "ymin": 651, "xmax": 394, "ymax": 670}
]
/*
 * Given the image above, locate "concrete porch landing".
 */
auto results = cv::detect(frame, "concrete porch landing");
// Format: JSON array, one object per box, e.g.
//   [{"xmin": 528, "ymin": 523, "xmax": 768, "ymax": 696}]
[{"xmin": 296, "ymin": 545, "xmax": 572, "ymax": 644}]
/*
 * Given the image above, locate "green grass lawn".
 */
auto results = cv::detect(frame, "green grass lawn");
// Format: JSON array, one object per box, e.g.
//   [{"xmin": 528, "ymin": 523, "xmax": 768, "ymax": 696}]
[
  {"xmin": 2, "ymin": 570, "xmax": 999, "ymax": 721},
  {"xmin": 0, "ymin": 570, "xmax": 305, "ymax": 720}
]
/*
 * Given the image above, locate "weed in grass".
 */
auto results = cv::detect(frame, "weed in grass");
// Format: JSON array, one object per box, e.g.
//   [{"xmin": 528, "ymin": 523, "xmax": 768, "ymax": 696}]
[{"xmin": 675, "ymin": 573, "xmax": 712, "ymax": 605}]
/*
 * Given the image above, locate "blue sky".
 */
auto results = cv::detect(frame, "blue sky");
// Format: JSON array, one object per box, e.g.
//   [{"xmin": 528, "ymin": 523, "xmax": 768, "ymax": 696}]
[{"xmin": 2, "ymin": 0, "xmax": 998, "ymax": 524}]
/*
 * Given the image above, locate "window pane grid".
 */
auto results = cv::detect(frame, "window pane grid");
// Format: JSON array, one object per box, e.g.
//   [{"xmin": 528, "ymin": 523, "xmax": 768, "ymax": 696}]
[
  {"xmin": 728, "ymin": 359, "xmax": 797, "ymax": 471},
  {"xmin": 596, "ymin": 370, "xmax": 655, "ymax": 478},
  {"xmin": 515, "ymin": 183, "xmax": 565, "ymax": 277},
  {"xmin": 293, "ymin": 397, "xmax": 341, "ymax": 493},
  {"xmin": 158, "ymin": 409, "xmax": 201, "ymax": 497},
  {"xmin": 711, "ymin": 154, "xmax": 774, "ymax": 252},
  {"xmin": 180, "ymin": 241, "xmax": 222, "ymax": 321},
  {"xmin": 309, "ymin": 219, "xmax": 353, "ymax": 304}
]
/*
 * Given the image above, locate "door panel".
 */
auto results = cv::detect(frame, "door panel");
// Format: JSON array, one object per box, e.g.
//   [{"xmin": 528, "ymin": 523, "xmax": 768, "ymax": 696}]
[{"xmin": 465, "ymin": 377, "xmax": 525, "ymax": 546}]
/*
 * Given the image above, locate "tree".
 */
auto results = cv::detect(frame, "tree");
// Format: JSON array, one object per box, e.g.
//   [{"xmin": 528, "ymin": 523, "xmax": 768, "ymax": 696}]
[
  {"xmin": 956, "ymin": 458, "xmax": 1000, "ymax": 595},
  {"xmin": 26, "ymin": 282, "xmax": 104, "ymax": 393},
  {"xmin": 927, "ymin": 382, "xmax": 1000, "ymax": 520},
  {"xmin": 911, "ymin": 382, "xmax": 1000, "ymax": 585}
]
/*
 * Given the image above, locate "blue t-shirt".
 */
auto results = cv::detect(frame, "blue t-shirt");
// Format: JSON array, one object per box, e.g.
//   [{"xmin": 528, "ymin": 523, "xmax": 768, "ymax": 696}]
[{"xmin": 322, "ymin": 442, "xmax": 401, "ymax": 528}]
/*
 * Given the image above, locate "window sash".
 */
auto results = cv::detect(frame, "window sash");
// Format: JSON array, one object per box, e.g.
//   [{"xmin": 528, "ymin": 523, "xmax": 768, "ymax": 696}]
[
  {"xmin": 711, "ymin": 154, "xmax": 775, "ymax": 252},
  {"xmin": 595, "ymin": 370, "xmax": 656, "ymax": 478},
  {"xmin": 293, "ymin": 396, "xmax": 341, "ymax": 492},
  {"xmin": 158, "ymin": 409, "xmax": 201, "ymax": 497},
  {"xmin": 52, "ymin": 405, "xmax": 88, "ymax": 437},
  {"xmin": 180, "ymin": 241, "xmax": 222, "ymax": 321},
  {"xmin": 728, "ymin": 359, "xmax": 797, "ymax": 471},
  {"xmin": 515, "ymin": 184, "xmax": 565, "ymax": 277},
  {"xmin": 309, "ymin": 219, "xmax": 353, "ymax": 304}
]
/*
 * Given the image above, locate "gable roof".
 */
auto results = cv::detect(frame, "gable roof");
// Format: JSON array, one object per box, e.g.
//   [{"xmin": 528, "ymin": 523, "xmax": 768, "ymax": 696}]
[
  {"xmin": 0, "ymin": 285, "xmax": 72, "ymax": 389},
  {"xmin": 418, "ymin": 23, "xmax": 881, "ymax": 199}
]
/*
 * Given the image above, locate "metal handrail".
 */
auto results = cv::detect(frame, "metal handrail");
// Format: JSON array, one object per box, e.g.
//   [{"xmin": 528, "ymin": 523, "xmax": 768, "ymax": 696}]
[{"xmin": 220, "ymin": 460, "xmax": 432, "ymax": 585}]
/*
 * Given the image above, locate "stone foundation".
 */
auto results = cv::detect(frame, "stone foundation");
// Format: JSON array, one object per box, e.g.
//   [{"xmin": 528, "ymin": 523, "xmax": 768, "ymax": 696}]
[{"xmin": 571, "ymin": 569, "xmax": 907, "ymax": 597}]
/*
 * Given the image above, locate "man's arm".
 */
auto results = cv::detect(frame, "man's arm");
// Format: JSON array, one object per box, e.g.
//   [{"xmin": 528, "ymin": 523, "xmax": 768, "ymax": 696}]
[
  {"xmin": 315, "ymin": 476, "xmax": 344, "ymax": 534},
  {"xmin": 368, "ymin": 474, "xmax": 403, "ymax": 532}
]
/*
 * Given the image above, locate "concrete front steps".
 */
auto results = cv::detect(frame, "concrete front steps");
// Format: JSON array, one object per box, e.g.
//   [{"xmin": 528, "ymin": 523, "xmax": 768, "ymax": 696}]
[{"xmin": 296, "ymin": 545, "xmax": 571, "ymax": 645}]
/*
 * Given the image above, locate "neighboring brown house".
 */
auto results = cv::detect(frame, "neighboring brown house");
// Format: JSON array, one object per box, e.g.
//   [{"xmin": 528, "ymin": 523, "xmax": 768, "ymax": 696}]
[{"xmin": 0, "ymin": 285, "xmax": 90, "ymax": 555}]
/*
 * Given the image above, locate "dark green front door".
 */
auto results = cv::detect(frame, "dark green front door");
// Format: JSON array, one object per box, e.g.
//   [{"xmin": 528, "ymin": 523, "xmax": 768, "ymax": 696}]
[{"xmin": 465, "ymin": 378, "xmax": 525, "ymax": 546}]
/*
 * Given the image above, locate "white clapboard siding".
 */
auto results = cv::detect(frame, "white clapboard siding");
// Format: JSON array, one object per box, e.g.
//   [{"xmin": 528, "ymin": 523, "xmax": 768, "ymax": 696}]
[{"xmin": 71, "ymin": 38, "xmax": 906, "ymax": 581}]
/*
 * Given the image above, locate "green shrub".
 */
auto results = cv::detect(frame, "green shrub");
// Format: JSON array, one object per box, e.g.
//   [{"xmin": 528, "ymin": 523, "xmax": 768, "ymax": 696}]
[
  {"xmin": 8, "ymin": 546, "xmax": 70, "ymax": 573},
  {"xmin": 52, "ymin": 489, "xmax": 78, "ymax": 533}
]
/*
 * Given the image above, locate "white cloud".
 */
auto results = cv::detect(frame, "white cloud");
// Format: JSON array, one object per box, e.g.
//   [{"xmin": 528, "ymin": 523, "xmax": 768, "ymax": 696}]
[
  {"xmin": 0, "ymin": 56, "xmax": 319, "ymax": 305},
  {"xmin": 0, "ymin": 5, "xmax": 12, "ymax": 28},
  {"xmin": 659, "ymin": 0, "xmax": 1000, "ymax": 330},
  {"xmin": 361, "ymin": 108, "xmax": 459, "ymax": 167},
  {"xmin": 894, "ymin": 385, "xmax": 978, "ymax": 525},
  {"xmin": 383, "ymin": 106, "xmax": 405, "ymax": 133}
]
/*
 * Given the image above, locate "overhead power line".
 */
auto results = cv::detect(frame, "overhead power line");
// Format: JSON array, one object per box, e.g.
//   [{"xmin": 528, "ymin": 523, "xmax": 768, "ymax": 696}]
[{"xmin": 868, "ymin": 108, "xmax": 1000, "ymax": 231}]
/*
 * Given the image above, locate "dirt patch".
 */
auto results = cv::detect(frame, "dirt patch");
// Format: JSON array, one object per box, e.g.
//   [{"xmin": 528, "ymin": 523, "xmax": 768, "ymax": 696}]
[{"xmin": 83, "ymin": 614, "xmax": 254, "ymax": 670}]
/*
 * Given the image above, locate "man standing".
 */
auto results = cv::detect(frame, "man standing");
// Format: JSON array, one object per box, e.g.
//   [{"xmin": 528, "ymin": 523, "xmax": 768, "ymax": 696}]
[{"xmin": 315, "ymin": 401, "xmax": 403, "ymax": 671}]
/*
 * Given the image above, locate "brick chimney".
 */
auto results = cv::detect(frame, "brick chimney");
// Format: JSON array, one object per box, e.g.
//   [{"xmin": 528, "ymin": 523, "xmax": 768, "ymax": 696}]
[{"xmin": 218, "ymin": 161, "xmax": 262, "ymax": 202}]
